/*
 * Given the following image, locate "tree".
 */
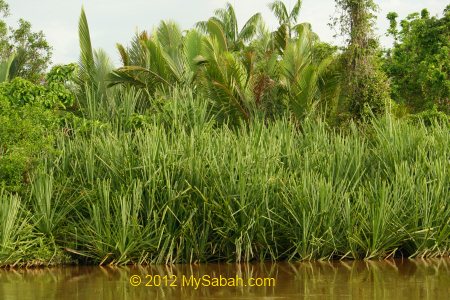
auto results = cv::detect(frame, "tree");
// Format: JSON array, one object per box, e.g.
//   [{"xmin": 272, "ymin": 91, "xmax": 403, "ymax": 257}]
[
  {"xmin": 384, "ymin": 6, "xmax": 450, "ymax": 113},
  {"xmin": 0, "ymin": 0, "xmax": 52, "ymax": 83},
  {"xmin": 0, "ymin": 67, "xmax": 76, "ymax": 191},
  {"xmin": 110, "ymin": 22, "xmax": 203, "ymax": 96},
  {"xmin": 0, "ymin": 0, "xmax": 9, "ymax": 52},
  {"xmin": 280, "ymin": 25, "xmax": 339, "ymax": 122},
  {"xmin": 196, "ymin": 2, "xmax": 261, "ymax": 52},
  {"xmin": 333, "ymin": 0, "xmax": 391, "ymax": 118},
  {"xmin": 268, "ymin": 0, "xmax": 302, "ymax": 38},
  {"xmin": 78, "ymin": 7, "xmax": 113, "ymax": 100}
]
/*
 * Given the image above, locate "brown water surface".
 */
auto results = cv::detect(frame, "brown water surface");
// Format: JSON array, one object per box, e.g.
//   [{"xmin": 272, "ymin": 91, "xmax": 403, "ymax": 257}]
[{"xmin": 0, "ymin": 259, "xmax": 449, "ymax": 300}]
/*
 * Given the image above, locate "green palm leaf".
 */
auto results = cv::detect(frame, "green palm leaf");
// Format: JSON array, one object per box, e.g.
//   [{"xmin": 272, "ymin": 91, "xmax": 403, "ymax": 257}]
[
  {"xmin": 116, "ymin": 43, "xmax": 129, "ymax": 66},
  {"xmin": 239, "ymin": 13, "xmax": 262, "ymax": 43},
  {"xmin": 289, "ymin": 0, "xmax": 303, "ymax": 23},
  {"xmin": 184, "ymin": 30, "xmax": 204, "ymax": 75},
  {"xmin": 0, "ymin": 54, "xmax": 15, "ymax": 83},
  {"xmin": 78, "ymin": 7, "xmax": 95, "ymax": 84},
  {"xmin": 206, "ymin": 19, "xmax": 228, "ymax": 52},
  {"xmin": 268, "ymin": 1, "xmax": 289, "ymax": 25}
]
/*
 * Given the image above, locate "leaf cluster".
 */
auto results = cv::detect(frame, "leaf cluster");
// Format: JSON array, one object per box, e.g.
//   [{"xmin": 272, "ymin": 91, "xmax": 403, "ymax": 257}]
[
  {"xmin": 384, "ymin": 6, "xmax": 450, "ymax": 113},
  {"xmin": 0, "ymin": 13, "xmax": 52, "ymax": 83}
]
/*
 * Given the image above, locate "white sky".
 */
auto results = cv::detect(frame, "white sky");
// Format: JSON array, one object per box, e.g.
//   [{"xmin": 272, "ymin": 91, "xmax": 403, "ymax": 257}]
[{"xmin": 5, "ymin": 0, "xmax": 449, "ymax": 66}]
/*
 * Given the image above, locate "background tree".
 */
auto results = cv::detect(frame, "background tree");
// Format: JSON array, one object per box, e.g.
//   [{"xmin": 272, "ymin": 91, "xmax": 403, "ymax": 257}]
[
  {"xmin": 196, "ymin": 2, "xmax": 261, "ymax": 52},
  {"xmin": 384, "ymin": 6, "xmax": 450, "ymax": 113},
  {"xmin": 268, "ymin": 0, "xmax": 302, "ymax": 38},
  {"xmin": 268, "ymin": 0, "xmax": 307, "ymax": 53},
  {"xmin": 333, "ymin": 0, "xmax": 391, "ymax": 118},
  {"xmin": 0, "ymin": 0, "xmax": 52, "ymax": 83},
  {"xmin": 0, "ymin": 0, "xmax": 9, "ymax": 52}
]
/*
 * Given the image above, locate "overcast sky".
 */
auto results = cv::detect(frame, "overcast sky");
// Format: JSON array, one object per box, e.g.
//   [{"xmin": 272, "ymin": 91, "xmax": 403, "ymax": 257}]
[{"xmin": 5, "ymin": 0, "xmax": 448, "ymax": 66}]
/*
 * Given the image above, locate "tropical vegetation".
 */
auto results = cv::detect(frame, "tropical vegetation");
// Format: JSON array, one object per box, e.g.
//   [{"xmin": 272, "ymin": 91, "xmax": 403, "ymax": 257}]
[
  {"xmin": 384, "ymin": 7, "xmax": 450, "ymax": 113},
  {"xmin": 0, "ymin": 0, "xmax": 449, "ymax": 267}
]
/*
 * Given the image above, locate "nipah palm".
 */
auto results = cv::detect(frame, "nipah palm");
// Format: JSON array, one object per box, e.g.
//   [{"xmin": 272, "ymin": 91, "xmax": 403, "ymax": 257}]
[
  {"xmin": 0, "ymin": 49, "xmax": 26, "ymax": 83},
  {"xmin": 280, "ymin": 25, "xmax": 339, "ymax": 121},
  {"xmin": 78, "ymin": 7, "xmax": 114, "ymax": 96},
  {"xmin": 268, "ymin": 0, "xmax": 307, "ymax": 52},
  {"xmin": 269, "ymin": 0, "xmax": 302, "ymax": 37},
  {"xmin": 116, "ymin": 31, "xmax": 150, "ymax": 67},
  {"xmin": 0, "ymin": 53, "xmax": 16, "ymax": 83},
  {"xmin": 109, "ymin": 22, "xmax": 203, "ymax": 96},
  {"xmin": 197, "ymin": 2, "xmax": 261, "ymax": 51},
  {"xmin": 196, "ymin": 37, "xmax": 256, "ymax": 124}
]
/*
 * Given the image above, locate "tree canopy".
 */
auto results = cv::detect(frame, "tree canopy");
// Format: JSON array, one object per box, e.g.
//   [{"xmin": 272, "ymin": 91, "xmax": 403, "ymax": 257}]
[
  {"xmin": 384, "ymin": 5, "xmax": 450, "ymax": 113},
  {"xmin": 0, "ymin": 0, "xmax": 52, "ymax": 82}
]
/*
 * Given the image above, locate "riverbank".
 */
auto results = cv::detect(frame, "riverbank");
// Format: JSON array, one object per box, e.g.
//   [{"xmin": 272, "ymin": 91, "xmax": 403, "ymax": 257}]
[{"xmin": 1, "ymin": 96, "xmax": 449, "ymax": 267}]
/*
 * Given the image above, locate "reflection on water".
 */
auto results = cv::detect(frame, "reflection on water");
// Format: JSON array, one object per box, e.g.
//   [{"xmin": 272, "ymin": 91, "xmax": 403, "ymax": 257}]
[{"xmin": 0, "ymin": 259, "xmax": 449, "ymax": 300}]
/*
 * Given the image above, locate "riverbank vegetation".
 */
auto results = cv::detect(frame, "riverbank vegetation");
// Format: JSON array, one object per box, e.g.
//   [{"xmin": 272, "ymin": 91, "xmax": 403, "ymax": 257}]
[{"xmin": 0, "ymin": 0, "xmax": 449, "ymax": 267}]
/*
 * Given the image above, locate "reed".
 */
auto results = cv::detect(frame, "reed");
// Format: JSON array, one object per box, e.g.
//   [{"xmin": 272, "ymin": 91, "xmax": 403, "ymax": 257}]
[
  {"xmin": 1, "ymin": 88, "xmax": 449, "ymax": 266},
  {"xmin": 0, "ymin": 189, "xmax": 36, "ymax": 265}
]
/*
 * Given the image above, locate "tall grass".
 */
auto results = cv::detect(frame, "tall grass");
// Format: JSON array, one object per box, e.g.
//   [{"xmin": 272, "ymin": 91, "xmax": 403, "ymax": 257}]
[
  {"xmin": 0, "ymin": 189, "xmax": 42, "ymax": 266},
  {"xmin": 29, "ymin": 165, "xmax": 76, "ymax": 238},
  {"xmin": 1, "ymin": 87, "xmax": 449, "ymax": 266}
]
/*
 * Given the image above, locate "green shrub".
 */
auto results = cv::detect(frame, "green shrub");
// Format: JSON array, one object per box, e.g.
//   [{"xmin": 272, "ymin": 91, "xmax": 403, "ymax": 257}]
[
  {"xmin": 0, "ymin": 65, "xmax": 77, "ymax": 192},
  {"xmin": 408, "ymin": 105, "xmax": 450, "ymax": 126},
  {"xmin": 0, "ymin": 95, "xmax": 57, "ymax": 192},
  {"xmin": 45, "ymin": 64, "xmax": 78, "ymax": 108},
  {"xmin": 0, "ymin": 64, "xmax": 76, "ymax": 109},
  {"xmin": 384, "ymin": 6, "xmax": 450, "ymax": 112},
  {"xmin": 0, "ymin": 78, "xmax": 46, "ymax": 106}
]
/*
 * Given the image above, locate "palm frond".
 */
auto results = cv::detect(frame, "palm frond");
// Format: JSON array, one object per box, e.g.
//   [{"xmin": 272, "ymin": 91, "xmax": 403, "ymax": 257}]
[
  {"xmin": 225, "ymin": 2, "xmax": 239, "ymax": 42},
  {"xmin": 78, "ymin": 7, "xmax": 95, "ymax": 84},
  {"xmin": 268, "ymin": 1, "xmax": 289, "ymax": 25},
  {"xmin": 272, "ymin": 24, "xmax": 290, "ymax": 53},
  {"xmin": 206, "ymin": 19, "xmax": 228, "ymax": 52},
  {"xmin": 94, "ymin": 49, "xmax": 114, "ymax": 95},
  {"xmin": 9, "ymin": 48, "xmax": 26, "ymax": 79},
  {"xmin": 128, "ymin": 32, "xmax": 148, "ymax": 67},
  {"xmin": 294, "ymin": 23, "xmax": 317, "ymax": 40},
  {"xmin": 155, "ymin": 21, "xmax": 186, "ymax": 83},
  {"xmin": 195, "ymin": 21, "xmax": 209, "ymax": 34},
  {"xmin": 155, "ymin": 21, "xmax": 183, "ymax": 58},
  {"xmin": 289, "ymin": 0, "xmax": 303, "ymax": 23},
  {"xmin": 213, "ymin": 3, "xmax": 238, "ymax": 42},
  {"xmin": 199, "ymin": 42, "xmax": 254, "ymax": 123},
  {"xmin": 116, "ymin": 43, "xmax": 129, "ymax": 66},
  {"xmin": 184, "ymin": 29, "xmax": 204, "ymax": 75},
  {"xmin": 0, "ymin": 54, "xmax": 15, "ymax": 83},
  {"xmin": 108, "ymin": 69, "xmax": 147, "ymax": 88},
  {"xmin": 141, "ymin": 39, "xmax": 170, "ymax": 82},
  {"xmin": 239, "ymin": 13, "xmax": 262, "ymax": 43}
]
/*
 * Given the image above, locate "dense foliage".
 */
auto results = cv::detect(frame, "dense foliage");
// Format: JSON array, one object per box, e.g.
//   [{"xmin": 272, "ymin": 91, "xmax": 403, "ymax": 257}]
[
  {"xmin": 0, "ymin": 1, "xmax": 449, "ymax": 267},
  {"xmin": 108, "ymin": 1, "xmax": 341, "ymax": 125},
  {"xmin": 333, "ymin": 0, "xmax": 391, "ymax": 118},
  {"xmin": 0, "ymin": 0, "xmax": 52, "ymax": 82},
  {"xmin": 0, "ymin": 64, "xmax": 76, "ymax": 192},
  {"xmin": 384, "ymin": 6, "xmax": 450, "ymax": 113},
  {"xmin": 2, "ymin": 88, "xmax": 450, "ymax": 266},
  {"xmin": 0, "ymin": 94, "xmax": 56, "ymax": 192}
]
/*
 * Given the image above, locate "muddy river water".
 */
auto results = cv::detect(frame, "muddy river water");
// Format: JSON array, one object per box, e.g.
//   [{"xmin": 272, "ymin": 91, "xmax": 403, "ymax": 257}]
[{"xmin": 0, "ymin": 259, "xmax": 449, "ymax": 299}]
